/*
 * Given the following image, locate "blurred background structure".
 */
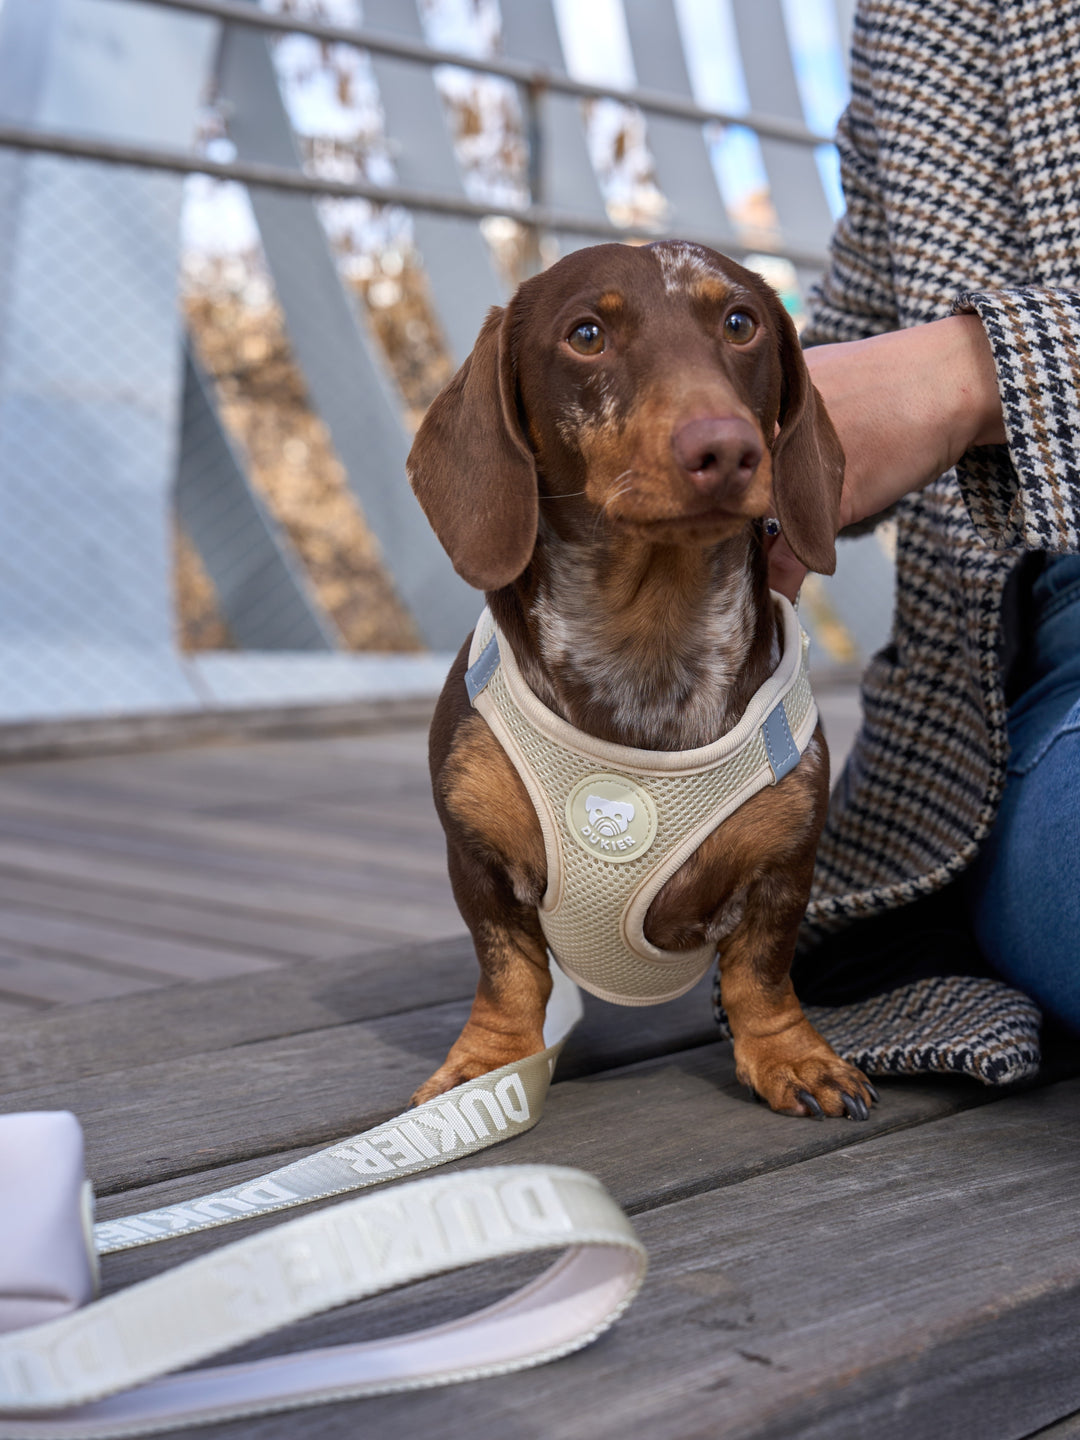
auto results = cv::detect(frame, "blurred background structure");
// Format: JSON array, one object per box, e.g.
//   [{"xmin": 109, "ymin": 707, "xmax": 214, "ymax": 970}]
[{"xmin": 0, "ymin": 0, "xmax": 891, "ymax": 749}]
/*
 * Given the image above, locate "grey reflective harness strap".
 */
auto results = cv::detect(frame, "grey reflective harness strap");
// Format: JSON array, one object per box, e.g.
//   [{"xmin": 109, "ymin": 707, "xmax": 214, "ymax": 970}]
[
  {"xmin": 95, "ymin": 964, "xmax": 584, "ymax": 1256},
  {"xmin": 0, "ymin": 1166, "xmax": 646, "ymax": 1439}
]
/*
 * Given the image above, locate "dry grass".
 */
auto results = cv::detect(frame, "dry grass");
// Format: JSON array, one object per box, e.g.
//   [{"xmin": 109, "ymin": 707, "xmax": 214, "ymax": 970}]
[{"xmin": 178, "ymin": 254, "xmax": 454, "ymax": 653}]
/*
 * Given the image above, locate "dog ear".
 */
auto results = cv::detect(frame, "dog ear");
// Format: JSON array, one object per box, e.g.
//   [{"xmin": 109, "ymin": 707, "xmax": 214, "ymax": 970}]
[
  {"xmin": 407, "ymin": 304, "xmax": 537, "ymax": 591},
  {"xmin": 767, "ymin": 297, "xmax": 845, "ymax": 576}
]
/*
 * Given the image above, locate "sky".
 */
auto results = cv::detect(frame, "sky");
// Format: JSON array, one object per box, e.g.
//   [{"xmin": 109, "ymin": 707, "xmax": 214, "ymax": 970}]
[{"xmin": 182, "ymin": 0, "xmax": 850, "ymax": 263}]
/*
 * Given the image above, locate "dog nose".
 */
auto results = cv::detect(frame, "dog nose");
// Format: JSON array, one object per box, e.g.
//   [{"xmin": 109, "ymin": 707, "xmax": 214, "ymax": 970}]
[{"xmin": 671, "ymin": 417, "xmax": 763, "ymax": 497}]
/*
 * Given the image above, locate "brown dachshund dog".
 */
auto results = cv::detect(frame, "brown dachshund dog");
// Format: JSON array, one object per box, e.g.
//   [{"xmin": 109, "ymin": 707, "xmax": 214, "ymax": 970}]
[{"xmin": 407, "ymin": 240, "xmax": 876, "ymax": 1121}]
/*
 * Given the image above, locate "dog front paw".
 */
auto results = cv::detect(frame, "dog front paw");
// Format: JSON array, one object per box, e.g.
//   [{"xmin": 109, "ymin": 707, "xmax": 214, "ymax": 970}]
[
  {"xmin": 410, "ymin": 1058, "xmax": 488, "ymax": 1107},
  {"xmin": 734, "ymin": 1024, "xmax": 878, "ymax": 1120},
  {"xmin": 410, "ymin": 1030, "xmax": 543, "ymax": 1108}
]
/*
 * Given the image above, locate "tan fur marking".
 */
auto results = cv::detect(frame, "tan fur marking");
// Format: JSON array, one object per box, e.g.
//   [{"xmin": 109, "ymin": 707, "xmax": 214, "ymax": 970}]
[
  {"xmin": 441, "ymin": 713, "xmax": 546, "ymax": 906},
  {"xmin": 411, "ymin": 918, "xmax": 552, "ymax": 1104},
  {"xmin": 691, "ymin": 276, "xmax": 733, "ymax": 306}
]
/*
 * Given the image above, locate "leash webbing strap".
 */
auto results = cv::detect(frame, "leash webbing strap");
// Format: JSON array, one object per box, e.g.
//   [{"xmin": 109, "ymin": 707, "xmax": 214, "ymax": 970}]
[
  {"xmin": 0, "ymin": 973, "xmax": 649, "ymax": 1436},
  {"xmin": 0, "ymin": 1165, "xmax": 646, "ymax": 1439},
  {"xmin": 94, "ymin": 963, "xmax": 584, "ymax": 1257}
]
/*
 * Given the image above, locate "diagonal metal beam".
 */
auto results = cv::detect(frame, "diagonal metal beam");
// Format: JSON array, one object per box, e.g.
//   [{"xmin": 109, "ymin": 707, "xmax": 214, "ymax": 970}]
[
  {"xmin": 176, "ymin": 348, "xmax": 343, "ymax": 652},
  {"xmin": 215, "ymin": 22, "xmax": 478, "ymax": 651}
]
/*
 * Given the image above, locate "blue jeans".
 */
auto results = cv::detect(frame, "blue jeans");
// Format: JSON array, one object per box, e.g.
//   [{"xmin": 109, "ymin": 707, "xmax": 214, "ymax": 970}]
[{"xmin": 965, "ymin": 554, "xmax": 1080, "ymax": 1035}]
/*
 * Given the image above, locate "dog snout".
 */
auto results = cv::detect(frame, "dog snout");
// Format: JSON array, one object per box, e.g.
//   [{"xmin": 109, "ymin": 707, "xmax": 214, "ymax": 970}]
[{"xmin": 671, "ymin": 416, "xmax": 763, "ymax": 500}]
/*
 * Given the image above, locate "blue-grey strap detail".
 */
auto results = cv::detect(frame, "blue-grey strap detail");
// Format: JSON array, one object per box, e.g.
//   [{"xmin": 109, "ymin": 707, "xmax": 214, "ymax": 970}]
[
  {"xmin": 465, "ymin": 633, "xmax": 501, "ymax": 705},
  {"xmin": 761, "ymin": 701, "xmax": 799, "ymax": 783}
]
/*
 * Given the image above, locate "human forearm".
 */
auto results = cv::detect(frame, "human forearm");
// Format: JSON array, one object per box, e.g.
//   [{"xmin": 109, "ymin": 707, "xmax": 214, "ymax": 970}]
[
  {"xmin": 768, "ymin": 316, "xmax": 1006, "ymax": 598},
  {"xmin": 806, "ymin": 315, "xmax": 1005, "ymax": 528}
]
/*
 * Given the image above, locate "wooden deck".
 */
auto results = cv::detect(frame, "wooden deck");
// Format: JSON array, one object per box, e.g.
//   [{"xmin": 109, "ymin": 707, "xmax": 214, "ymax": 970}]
[{"xmin": 1, "ymin": 705, "xmax": 1078, "ymax": 1439}]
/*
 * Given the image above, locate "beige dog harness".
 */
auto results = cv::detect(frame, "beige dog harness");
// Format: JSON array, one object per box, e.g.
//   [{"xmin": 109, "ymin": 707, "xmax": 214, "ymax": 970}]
[{"xmin": 465, "ymin": 593, "xmax": 818, "ymax": 1006}]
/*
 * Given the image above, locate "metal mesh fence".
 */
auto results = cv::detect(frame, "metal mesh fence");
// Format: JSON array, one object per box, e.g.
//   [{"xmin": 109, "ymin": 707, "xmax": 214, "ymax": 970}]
[{"xmin": 0, "ymin": 0, "xmax": 891, "ymax": 730}]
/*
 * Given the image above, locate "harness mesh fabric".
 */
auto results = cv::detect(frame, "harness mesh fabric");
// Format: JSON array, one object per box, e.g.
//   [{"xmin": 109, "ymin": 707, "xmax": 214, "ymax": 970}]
[{"xmin": 468, "ymin": 599, "xmax": 817, "ymax": 1006}]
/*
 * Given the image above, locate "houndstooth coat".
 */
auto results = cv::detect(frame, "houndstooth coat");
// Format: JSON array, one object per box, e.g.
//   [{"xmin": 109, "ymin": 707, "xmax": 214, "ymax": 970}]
[{"xmin": 801, "ymin": 0, "xmax": 1080, "ymax": 944}]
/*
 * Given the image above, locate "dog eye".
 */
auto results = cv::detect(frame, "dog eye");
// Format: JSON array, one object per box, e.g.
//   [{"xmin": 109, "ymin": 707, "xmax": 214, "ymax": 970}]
[
  {"xmin": 567, "ymin": 321, "xmax": 605, "ymax": 356},
  {"xmin": 723, "ymin": 311, "xmax": 757, "ymax": 345}
]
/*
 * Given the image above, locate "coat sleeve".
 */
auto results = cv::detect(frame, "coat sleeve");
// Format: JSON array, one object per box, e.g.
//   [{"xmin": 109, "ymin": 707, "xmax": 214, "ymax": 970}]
[
  {"xmin": 951, "ymin": 288, "xmax": 1080, "ymax": 553},
  {"xmin": 802, "ymin": 25, "xmax": 899, "ymax": 347}
]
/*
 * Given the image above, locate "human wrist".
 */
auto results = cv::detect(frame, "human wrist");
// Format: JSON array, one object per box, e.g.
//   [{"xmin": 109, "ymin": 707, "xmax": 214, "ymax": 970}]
[
  {"xmin": 808, "ymin": 318, "xmax": 1006, "ymax": 533},
  {"xmin": 940, "ymin": 313, "xmax": 1006, "ymax": 454}
]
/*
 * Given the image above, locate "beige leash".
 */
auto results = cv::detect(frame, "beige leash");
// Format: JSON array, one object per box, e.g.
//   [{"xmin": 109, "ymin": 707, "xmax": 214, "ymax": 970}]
[{"xmin": 0, "ymin": 971, "xmax": 647, "ymax": 1437}]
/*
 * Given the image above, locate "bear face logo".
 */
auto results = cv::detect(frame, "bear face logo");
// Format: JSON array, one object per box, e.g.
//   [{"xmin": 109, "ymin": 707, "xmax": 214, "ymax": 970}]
[
  {"xmin": 585, "ymin": 796, "xmax": 635, "ymax": 836},
  {"xmin": 566, "ymin": 774, "xmax": 658, "ymax": 864}
]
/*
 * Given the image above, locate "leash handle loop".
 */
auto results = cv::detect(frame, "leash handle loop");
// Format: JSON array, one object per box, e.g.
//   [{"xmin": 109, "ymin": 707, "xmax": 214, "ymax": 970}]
[{"xmin": 0, "ymin": 1165, "xmax": 645, "ymax": 1438}]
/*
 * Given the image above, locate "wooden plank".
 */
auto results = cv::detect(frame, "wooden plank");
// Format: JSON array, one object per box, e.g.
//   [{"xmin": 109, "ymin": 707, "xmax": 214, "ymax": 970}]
[
  {"xmin": 0, "ymin": 787, "xmax": 450, "ymax": 877},
  {"xmin": 0, "ymin": 871, "xmax": 372, "ymax": 961},
  {"xmin": 0, "ymin": 905, "xmax": 281, "ymax": 982},
  {"xmin": 0, "ymin": 810, "xmax": 455, "ymax": 909},
  {"xmin": 0, "ymin": 806, "xmax": 449, "ymax": 892},
  {"xmin": 98, "ymin": 1080, "xmax": 1080, "ymax": 1440},
  {"xmin": 0, "ymin": 976, "xmax": 718, "ymax": 1190},
  {"xmin": 0, "ymin": 949, "xmax": 163, "ymax": 1006},
  {"xmin": 0, "ymin": 837, "xmax": 463, "ymax": 938},
  {"xmin": 4, "ymin": 988, "xmax": 979, "ymax": 1198},
  {"xmin": 91, "ymin": 1039, "xmax": 982, "ymax": 1277},
  {"xmin": 0, "ymin": 992, "xmax": 46, "ymax": 1020},
  {"xmin": 0, "ymin": 935, "xmax": 478, "ymax": 1089},
  {"xmin": 0, "ymin": 696, "xmax": 438, "ymax": 764},
  {"xmin": 227, "ymin": 803, "xmax": 449, "ymax": 853},
  {"xmin": 47, "ymin": 741, "xmax": 436, "ymax": 798},
  {"xmin": 255, "ymin": 796, "xmax": 449, "ymax": 844},
  {"xmin": 0, "ymin": 746, "xmax": 433, "ymax": 814},
  {"xmin": 1031, "ymin": 1415, "xmax": 1080, "ymax": 1439},
  {"xmin": 0, "ymin": 939, "xmax": 722, "ymax": 1097}
]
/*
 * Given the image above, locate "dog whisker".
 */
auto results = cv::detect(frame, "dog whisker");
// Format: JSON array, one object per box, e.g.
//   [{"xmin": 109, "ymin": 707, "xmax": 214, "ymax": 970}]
[
  {"xmin": 599, "ymin": 477, "xmax": 636, "ymax": 532},
  {"xmin": 604, "ymin": 482, "xmax": 635, "ymax": 510}
]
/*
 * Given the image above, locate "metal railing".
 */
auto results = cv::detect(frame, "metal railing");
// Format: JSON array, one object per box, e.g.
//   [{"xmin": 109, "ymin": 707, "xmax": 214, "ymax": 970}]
[{"xmin": 0, "ymin": 0, "xmax": 835, "ymax": 271}]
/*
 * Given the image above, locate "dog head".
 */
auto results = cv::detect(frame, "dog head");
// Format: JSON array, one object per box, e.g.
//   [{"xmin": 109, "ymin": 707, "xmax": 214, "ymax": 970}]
[{"xmin": 407, "ymin": 241, "xmax": 844, "ymax": 591}]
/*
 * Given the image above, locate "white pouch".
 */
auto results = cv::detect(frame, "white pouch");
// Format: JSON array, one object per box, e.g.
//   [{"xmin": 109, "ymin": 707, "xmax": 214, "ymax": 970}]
[{"xmin": 0, "ymin": 1112, "xmax": 98, "ymax": 1334}]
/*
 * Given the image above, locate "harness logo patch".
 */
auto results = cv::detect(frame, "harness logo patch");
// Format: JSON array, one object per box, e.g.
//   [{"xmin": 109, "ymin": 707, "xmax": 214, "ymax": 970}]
[{"xmin": 566, "ymin": 773, "xmax": 658, "ymax": 863}]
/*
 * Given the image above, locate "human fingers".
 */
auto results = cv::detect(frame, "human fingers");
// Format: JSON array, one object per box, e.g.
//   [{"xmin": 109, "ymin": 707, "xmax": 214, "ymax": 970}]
[{"xmin": 765, "ymin": 532, "xmax": 808, "ymax": 604}]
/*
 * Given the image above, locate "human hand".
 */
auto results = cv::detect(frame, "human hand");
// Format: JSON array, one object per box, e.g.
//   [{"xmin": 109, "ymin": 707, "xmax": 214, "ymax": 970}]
[{"xmin": 767, "ymin": 314, "xmax": 1005, "ymax": 601}]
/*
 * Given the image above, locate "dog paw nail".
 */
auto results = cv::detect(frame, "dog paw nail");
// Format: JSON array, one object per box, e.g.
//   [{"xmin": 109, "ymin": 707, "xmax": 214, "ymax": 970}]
[
  {"xmin": 841, "ymin": 1093, "xmax": 868, "ymax": 1121},
  {"xmin": 867, "ymin": 1083, "xmax": 880, "ymax": 1104},
  {"xmin": 795, "ymin": 1088, "xmax": 824, "ymax": 1119}
]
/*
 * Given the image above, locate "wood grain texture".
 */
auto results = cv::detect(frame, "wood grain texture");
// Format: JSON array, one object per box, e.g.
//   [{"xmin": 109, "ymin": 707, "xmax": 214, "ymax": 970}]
[
  {"xmin": 5, "ymin": 976, "xmax": 980, "ymax": 1201},
  {"xmin": 0, "ymin": 948, "xmax": 164, "ymax": 1005},
  {"xmin": 0, "ymin": 871, "xmax": 374, "ymax": 961},
  {"xmin": 0, "ymin": 905, "xmax": 281, "ymax": 981},
  {"xmin": 1030, "ymin": 1414, "xmax": 1080, "ymax": 1439},
  {"xmin": 2, "ymin": 992, "xmax": 717, "ymax": 1191},
  {"xmin": 132, "ymin": 1079, "xmax": 1079, "ymax": 1440},
  {"xmin": 92, "ymin": 1054, "xmax": 984, "ymax": 1288},
  {"xmin": 5, "ymin": 719, "xmax": 1075, "ymax": 1439},
  {"xmin": 0, "ymin": 726, "xmax": 460, "ymax": 1007},
  {"xmin": 0, "ymin": 935, "xmax": 478, "ymax": 1089},
  {"xmin": 0, "ymin": 835, "xmax": 461, "ymax": 940},
  {"xmin": 0, "ymin": 789, "xmax": 451, "ymax": 875}
]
